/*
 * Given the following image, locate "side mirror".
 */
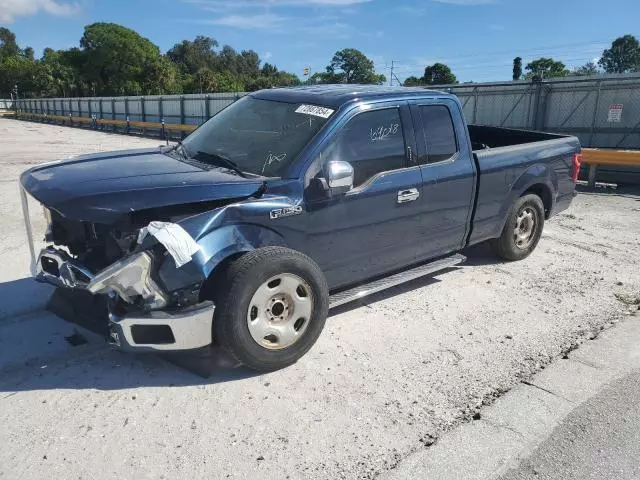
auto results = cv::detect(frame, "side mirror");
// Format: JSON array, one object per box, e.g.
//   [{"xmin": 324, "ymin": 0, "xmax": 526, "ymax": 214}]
[{"xmin": 326, "ymin": 161, "xmax": 354, "ymax": 195}]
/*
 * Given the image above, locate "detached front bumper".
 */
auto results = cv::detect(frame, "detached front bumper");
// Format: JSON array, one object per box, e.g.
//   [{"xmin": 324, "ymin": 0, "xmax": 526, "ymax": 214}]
[
  {"xmin": 35, "ymin": 247, "xmax": 214, "ymax": 352},
  {"xmin": 108, "ymin": 301, "xmax": 214, "ymax": 352}
]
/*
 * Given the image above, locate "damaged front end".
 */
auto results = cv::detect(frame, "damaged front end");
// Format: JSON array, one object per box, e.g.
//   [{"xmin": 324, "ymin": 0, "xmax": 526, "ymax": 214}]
[{"xmin": 21, "ymin": 188, "xmax": 215, "ymax": 352}]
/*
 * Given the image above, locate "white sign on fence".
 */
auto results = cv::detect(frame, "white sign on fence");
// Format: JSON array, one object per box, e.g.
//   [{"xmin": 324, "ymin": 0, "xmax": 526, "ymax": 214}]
[{"xmin": 607, "ymin": 104, "xmax": 623, "ymax": 123}]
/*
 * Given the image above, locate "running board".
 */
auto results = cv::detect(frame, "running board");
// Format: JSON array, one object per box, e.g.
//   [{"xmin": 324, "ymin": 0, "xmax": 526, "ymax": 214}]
[{"xmin": 329, "ymin": 254, "xmax": 466, "ymax": 309}]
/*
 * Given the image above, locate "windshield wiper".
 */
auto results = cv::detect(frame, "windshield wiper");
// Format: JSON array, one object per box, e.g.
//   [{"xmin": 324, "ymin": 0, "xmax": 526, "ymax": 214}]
[{"xmin": 193, "ymin": 151, "xmax": 248, "ymax": 178}]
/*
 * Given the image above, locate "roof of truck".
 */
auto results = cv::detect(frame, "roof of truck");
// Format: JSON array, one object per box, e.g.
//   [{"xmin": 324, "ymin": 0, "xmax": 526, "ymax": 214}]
[{"xmin": 251, "ymin": 84, "xmax": 452, "ymax": 109}]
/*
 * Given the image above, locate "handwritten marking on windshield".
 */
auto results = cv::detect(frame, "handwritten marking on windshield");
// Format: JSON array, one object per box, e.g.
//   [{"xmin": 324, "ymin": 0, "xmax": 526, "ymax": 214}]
[
  {"xmin": 262, "ymin": 153, "xmax": 287, "ymax": 175},
  {"xmin": 370, "ymin": 123, "xmax": 400, "ymax": 142}
]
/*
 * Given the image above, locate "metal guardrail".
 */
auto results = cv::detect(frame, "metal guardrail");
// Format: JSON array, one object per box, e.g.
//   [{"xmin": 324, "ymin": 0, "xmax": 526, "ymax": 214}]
[
  {"xmin": 14, "ymin": 111, "xmax": 197, "ymax": 137},
  {"xmin": 581, "ymin": 148, "xmax": 640, "ymax": 186}
]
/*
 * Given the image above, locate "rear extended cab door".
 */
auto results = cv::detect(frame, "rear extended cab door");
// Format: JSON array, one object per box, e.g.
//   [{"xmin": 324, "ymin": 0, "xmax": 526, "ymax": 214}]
[{"xmin": 408, "ymin": 97, "xmax": 477, "ymax": 259}]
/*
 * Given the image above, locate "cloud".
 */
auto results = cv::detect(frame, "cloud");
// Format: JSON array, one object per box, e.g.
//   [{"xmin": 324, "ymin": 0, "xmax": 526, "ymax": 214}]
[
  {"xmin": 0, "ymin": 0, "xmax": 80, "ymax": 23},
  {"xmin": 263, "ymin": 51, "xmax": 273, "ymax": 60},
  {"xmin": 202, "ymin": 13, "xmax": 287, "ymax": 29}
]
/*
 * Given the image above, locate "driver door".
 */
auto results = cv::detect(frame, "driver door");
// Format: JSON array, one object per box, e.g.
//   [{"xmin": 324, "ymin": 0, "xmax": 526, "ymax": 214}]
[{"xmin": 303, "ymin": 102, "xmax": 424, "ymax": 290}]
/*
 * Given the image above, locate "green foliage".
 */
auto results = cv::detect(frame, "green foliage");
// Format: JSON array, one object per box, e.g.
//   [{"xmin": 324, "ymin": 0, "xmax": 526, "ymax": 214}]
[
  {"xmin": 423, "ymin": 63, "xmax": 457, "ymax": 85},
  {"xmin": 324, "ymin": 48, "xmax": 386, "ymax": 84},
  {"xmin": 571, "ymin": 62, "xmax": 600, "ymax": 77},
  {"xmin": 0, "ymin": 24, "xmax": 301, "ymax": 98},
  {"xmin": 403, "ymin": 76, "xmax": 422, "ymax": 87},
  {"xmin": 0, "ymin": 27, "xmax": 20, "ymax": 61},
  {"xmin": 525, "ymin": 58, "xmax": 569, "ymax": 80},
  {"xmin": 513, "ymin": 57, "xmax": 522, "ymax": 81},
  {"xmin": 599, "ymin": 35, "xmax": 640, "ymax": 74}
]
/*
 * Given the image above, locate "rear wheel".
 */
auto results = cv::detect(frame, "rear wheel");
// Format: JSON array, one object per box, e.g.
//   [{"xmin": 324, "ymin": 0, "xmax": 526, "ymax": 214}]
[
  {"xmin": 213, "ymin": 247, "xmax": 329, "ymax": 371},
  {"xmin": 491, "ymin": 194, "xmax": 545, "ymax": 261}
]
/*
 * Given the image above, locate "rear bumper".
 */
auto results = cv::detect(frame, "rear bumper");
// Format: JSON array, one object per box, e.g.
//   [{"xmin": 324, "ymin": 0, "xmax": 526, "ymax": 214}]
[{"xmin": 108, "ymin": 301, "xmax": 214, "ymax": 352}]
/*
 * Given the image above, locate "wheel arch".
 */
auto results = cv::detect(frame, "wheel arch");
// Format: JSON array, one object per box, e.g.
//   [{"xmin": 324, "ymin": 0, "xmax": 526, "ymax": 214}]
[
  {"xmin": 193, "ymin": 223, "xmax": 288, "ymax": 301},
  {"xmin": 521, "ymin": 183, "xmax": 553, "ymax": 219}
]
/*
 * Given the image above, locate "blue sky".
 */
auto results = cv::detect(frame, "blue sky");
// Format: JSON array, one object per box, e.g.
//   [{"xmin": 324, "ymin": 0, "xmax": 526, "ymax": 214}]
[{"xmin": 1, "ymin": 0, "xmax": 639, "ymax": 83}]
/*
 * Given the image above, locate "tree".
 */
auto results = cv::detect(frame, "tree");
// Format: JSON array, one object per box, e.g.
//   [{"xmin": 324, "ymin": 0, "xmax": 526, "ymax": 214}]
[
  {"xmin": 525, "ymin": 58, "xmax": 569, "ymax": 80},
  {"xmin": 571, "ymin": 61, "xmax": 599, "ymax": 77},
  {"xmin": 422, "ymin": 63, "xmax": 457, "ymax": 85},
  {"xmin": 167, "ymin": 36, "xmax": 219, "ymax": 75},
  {"xmin": 599, "ymin": 35, "xmax": 640, "ymax": 73},
  {"xmin": 403, "ymin": 76, "xmax": 422, "ymax": 87},
  {"xmin": 80, "ymin": 23, "xmax": 168, "ymax": 95},
  {"xmin": 513, "ymin": 57, "xmax": 522, "ymax": 81},
  {"xmin": 0, "ymin": 27, "xmax": 20, "ymax": 61},
  {"xmin": 325, "ymin": 48, "xmax": 386, "ymax": 84},
  {"xmin": 260, "ymin": 62, "xmax": 279, "ymax": 77},
  {"xmin": 23, "ymin": 46, "xmax": 34, "ymax": 60}
]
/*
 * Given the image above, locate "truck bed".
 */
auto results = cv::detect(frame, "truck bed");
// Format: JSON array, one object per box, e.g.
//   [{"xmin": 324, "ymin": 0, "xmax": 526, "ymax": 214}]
[
  {"xmin": 466, "ymin": 125, "xmax": 581, "ymax": 246},
  {"xmin": 468, "ymin": 124, "xmax": 567, "ymax": 151}
]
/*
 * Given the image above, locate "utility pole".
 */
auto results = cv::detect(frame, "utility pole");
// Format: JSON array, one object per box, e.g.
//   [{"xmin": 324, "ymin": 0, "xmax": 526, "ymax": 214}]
[{"xmin": 390, "ymin": 60, "xmax": 395, "ymax": 87}]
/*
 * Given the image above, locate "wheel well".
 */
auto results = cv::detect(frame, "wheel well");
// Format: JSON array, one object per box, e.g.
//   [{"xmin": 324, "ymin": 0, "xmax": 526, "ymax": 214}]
[
  {"xmin": 522, "ymin": 184, "xmax": 552, "ymax": 218},
  {"xmin": 198, "ymin": 252, "xmax": 247, "ymax": 302}
]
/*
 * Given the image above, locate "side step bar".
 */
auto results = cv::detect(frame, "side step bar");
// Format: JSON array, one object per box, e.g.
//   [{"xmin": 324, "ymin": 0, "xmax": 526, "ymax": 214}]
[{"xmin": 329, "ymin": 253, "xmax": 466, "ymax": 309}]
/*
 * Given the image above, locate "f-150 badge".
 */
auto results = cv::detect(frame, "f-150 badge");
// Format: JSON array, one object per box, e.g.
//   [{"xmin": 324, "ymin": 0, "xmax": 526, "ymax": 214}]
[{"xmin": 270, "ymin": 205, "xmax": 303, "ymax": 219}]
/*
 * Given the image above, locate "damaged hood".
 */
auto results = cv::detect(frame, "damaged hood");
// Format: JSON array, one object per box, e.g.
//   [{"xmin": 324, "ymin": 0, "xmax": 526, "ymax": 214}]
[{"xmin": 20, "ymin": 147, "xmax": 265, "ymax": 223}]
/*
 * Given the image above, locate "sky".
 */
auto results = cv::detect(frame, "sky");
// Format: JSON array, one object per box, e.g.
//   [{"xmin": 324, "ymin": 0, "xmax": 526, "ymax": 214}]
[{"xmin": 1, "ymin": 0, "xmax": 640, "ymax": 84}]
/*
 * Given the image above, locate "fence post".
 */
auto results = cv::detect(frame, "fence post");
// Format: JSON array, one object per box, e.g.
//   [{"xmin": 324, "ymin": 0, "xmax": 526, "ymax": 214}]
[
  {"xmin": 158, "ymin": 95, "xmax": 164, "ymax": 125},
  {"xmin": 99, "ymin": 98, "xmax": 103, "ymax": 121},
  {"xmin": 124, "ymin": 96, "xmax": 129, "ymax": 123},
  {"xmin": 141, "ymin": 96, "xmax": 146, "ymax": 122},
  {"xmin": 205, "ymin": 94, "xmax": 210, "ymax": 120},
  {"xmin": 88, "ymin": 98, "xmax": 92, "ymax": 120},
  {"xmin": 179, "ymin": 95, "xmax": 185, "ymax": 125},
  {"xmin": 111, "ymin": 97, "xmax": 116, "ymax": 121},
  {"xmin": 588, "ymin": 164, "xmax": 598, "ymax": 187},
  {"xmin": 588, "ymin": 81, "xmax": 602, "ymax": 148},
  {"xmin": 472, "ymin": 87, "xmax": 478, "ymax": 124},
  {"xmin": 532, "ymin": 82, "xmax": 550, "ymax": 130},
  {"xmin": 77, "ymin": 98, "xmax": 81, "ymax": 118}
]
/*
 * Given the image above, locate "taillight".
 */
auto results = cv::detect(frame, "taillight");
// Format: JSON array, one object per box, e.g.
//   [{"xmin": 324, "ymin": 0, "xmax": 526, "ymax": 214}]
[{"xmin": 571, "ymin": 153, "xmax": 582, "ymax": 182}]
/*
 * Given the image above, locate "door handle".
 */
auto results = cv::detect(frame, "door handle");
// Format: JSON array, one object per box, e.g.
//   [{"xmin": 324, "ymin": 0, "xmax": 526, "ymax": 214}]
[{"xmin": 397, "ymin": 188, "xmax": 420, "ymax": 204}]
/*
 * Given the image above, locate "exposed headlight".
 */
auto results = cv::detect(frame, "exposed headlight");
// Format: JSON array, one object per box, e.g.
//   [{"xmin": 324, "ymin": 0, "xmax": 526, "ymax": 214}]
[{"xmin": 87, "ymin": 251, "xmax": 168, "ymax": 310}]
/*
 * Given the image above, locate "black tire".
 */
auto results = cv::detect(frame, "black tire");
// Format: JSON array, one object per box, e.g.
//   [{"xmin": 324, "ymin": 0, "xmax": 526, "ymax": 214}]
[
  {"xmin": 212, "ymin": 247, "xmax": 329, "ymax": 371},
  {"xmin": 491, "ymin": 194, "xmax": 545, "ymax": 261}
]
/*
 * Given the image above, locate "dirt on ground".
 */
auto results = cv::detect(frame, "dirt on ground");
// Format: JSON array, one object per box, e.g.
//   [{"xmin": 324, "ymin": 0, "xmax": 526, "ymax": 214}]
[{"xmin": 1, "ymin": 119, "xmax": 639, "ymax": 480}]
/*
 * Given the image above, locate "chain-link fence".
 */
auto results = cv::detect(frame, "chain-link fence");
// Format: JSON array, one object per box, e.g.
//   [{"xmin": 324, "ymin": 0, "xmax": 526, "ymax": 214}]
[
  {"xmin": 14, "ymin": 93, "xmax": 246, "ymax": 126},
  {"xmin": 443, "ymin": 73, "xmax": 640, "ymax": 149}
]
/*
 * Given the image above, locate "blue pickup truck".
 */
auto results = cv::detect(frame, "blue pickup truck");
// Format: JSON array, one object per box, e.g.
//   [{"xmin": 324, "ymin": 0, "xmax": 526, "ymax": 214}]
[{"xmin": 21, "ymin": 85, "xmax": 582, "ymax": 371}]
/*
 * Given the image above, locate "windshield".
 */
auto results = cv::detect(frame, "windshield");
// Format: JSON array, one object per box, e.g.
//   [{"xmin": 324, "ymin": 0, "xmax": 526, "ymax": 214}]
[{"xmin": 181, "ymin": 96, "xmax": 334, "ymax": 177}]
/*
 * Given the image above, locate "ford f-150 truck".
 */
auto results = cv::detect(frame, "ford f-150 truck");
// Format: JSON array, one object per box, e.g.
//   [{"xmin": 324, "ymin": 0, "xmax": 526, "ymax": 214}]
[{"xmin": 20, "ymin": 85, "xmax": 582, "ymax": 371}]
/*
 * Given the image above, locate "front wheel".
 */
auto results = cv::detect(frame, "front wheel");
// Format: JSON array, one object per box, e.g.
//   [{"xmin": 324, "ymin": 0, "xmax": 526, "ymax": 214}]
[
  {"xmin": 491, "ymin": 194, "xmax": 545, "ymax": 261},
  {"xmin": 213, "ymin": 247, "xmax": 329, "ymax": 371}
]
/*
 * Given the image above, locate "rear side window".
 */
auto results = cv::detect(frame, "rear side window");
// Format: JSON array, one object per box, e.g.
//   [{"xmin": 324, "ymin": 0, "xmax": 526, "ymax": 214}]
[
  {"xmin": 419, "ymin": 105, "xmax": 458, "ymax": 164},
  {"xmin": 322, "ymin": 108, "xmax": 406, "ymax": 187}
]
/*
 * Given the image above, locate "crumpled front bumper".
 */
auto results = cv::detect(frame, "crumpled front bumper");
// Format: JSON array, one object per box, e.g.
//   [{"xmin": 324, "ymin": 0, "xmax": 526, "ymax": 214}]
[{"xmin": 35, "ymin": 247, "xmax": 214, "ymax": 352}]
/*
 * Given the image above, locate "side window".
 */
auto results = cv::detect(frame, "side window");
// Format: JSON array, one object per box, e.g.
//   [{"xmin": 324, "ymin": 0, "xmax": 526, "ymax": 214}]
[
  {"xmin": 419, "ymin": 105, "xmax": 458, "ymax": 164},
  {"xmin": 324, "ymin": 108, "xmax": 406, "ymax": 188}
]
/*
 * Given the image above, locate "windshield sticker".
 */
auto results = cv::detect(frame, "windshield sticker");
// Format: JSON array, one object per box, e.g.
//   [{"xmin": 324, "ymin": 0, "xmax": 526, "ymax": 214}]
[
  {"xmin": 370, "ymin": 123, "xmax": 400, "ymax": 142},
  {"xmin": 295, "ymin": 104, "xmax": 334, "ymax": 119}
]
